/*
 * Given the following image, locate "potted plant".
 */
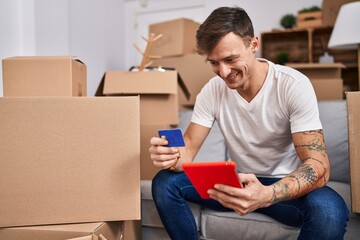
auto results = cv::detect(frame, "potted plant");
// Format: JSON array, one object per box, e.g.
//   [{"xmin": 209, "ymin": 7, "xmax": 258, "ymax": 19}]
[{"xmin": 280, "ymin": 14, "xmax": 296, "ymax": 29}]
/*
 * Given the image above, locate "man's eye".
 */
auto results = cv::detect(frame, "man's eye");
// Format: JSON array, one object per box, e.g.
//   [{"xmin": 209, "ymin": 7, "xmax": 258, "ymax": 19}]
[
  {"xmin": 209, "ymin": 61, "xmax": 218, "ymax": 65},
  {"xmin": 226, "ymin": 58, "xmax": 235, "ymax": 63}
]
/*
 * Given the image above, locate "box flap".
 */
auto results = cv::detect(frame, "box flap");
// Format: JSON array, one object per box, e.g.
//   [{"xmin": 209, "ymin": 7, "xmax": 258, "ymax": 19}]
[
  {"xmin": 177, "ymin": 72, "xmax": 191, "ymax": 100},
  {"xmin": 0, "ymin": 222, "xmax": 123, "ymax": 240}
]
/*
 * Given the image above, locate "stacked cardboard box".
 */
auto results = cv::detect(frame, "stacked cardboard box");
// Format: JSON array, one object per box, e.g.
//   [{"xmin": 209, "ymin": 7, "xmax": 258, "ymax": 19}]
[
  {"xmin": 149, "ymin": 18, "xmax": 215, "ymax": 107},
  {"xmin": 149, "ymin": 18, "xmax": 199, "ymax": 58},
  {"xmin": 152, "ymin": 54, "xmax": 215, "ymax": 107},
  {"xmin": 286, "ymin": 63, "xmax": 345, "ymax": 100},
  {"xmin": 2, "ymin": 56, "xmax": 87, "ymax": 96},
  {"xmin": 101, "ymin": 70, "xmax": 188, "ymax": 180},
  {"xmin": 0, "ymin": 57, "xmax": 141, "ymax": 239}
]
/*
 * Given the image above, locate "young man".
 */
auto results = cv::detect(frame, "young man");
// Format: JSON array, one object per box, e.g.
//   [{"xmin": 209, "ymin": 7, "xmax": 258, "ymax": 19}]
[{"xmin": 149, "ymin": 7, "xmax": 348, "ymax": 240}]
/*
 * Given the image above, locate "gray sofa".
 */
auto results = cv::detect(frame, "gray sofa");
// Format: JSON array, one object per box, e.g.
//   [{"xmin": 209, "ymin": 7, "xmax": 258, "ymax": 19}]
[{"xmin": 140, "ymin": 100, "xmax": 360, "ymax": 240}]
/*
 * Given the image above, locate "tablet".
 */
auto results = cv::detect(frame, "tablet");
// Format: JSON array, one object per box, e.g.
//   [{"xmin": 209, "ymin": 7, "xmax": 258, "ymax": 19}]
[{"xmin": 182, "ymin": 161, "xmax": 243, "ymax": 199}]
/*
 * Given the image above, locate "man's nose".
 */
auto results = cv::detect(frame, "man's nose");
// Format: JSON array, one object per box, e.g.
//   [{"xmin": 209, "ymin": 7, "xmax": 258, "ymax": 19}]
[{"xmin": 218, "ymin": 63, "xmax": 231, "ymax": 79}]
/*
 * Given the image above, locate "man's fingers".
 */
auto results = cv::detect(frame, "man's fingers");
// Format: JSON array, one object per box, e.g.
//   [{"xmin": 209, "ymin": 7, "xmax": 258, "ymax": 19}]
[
  {"xmin": 150, "ymin": 136, "xmax": 168, "ymax": 146},
  {"xmin": 237, "ymin": 173, "xmax": 257, "ymax": 184}
]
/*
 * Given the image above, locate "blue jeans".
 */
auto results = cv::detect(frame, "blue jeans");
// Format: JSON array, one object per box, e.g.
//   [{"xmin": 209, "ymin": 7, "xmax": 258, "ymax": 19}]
[{"xmin": 152, "ymin": 170, "xmax": 349, "ymax": 240}]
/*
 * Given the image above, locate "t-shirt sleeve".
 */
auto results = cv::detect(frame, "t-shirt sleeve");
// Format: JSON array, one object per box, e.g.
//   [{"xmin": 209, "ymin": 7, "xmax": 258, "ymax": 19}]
[
  {"xmin": 191, "ymin": 78, "xmax": 218, "ymax": 128},
  {"xmin": 287, "ymin": 75, "xmax": 323, "ymax": 133}
]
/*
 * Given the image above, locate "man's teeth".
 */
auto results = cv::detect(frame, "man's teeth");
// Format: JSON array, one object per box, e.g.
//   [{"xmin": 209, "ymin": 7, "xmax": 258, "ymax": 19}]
[{"xmin": 228, "ymin": 73, "xmax": 238, "ymax": 80}]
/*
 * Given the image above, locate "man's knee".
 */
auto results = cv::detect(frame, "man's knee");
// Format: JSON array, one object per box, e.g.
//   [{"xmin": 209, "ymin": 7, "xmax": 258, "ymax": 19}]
[
  {"xmin": 306, "ymin": 187, "xmax": 348, "ymax": 217},
  {"xmin": 303, "ymin": 187, "xmax": 349, "ymax": 238},
  {"xmin": 152, "ymin": 170, "xmax": 183, "ymax": 204},
  {"xmin": 152, "ymin": 170, "xmax": 171, "ymax": 200}
]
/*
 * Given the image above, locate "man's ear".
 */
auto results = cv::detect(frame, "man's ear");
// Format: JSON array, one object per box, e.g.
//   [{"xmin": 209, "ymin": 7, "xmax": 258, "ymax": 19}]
[{"xmin": 251, "ymin": 36, "xmax": 259, "ymax": 53}]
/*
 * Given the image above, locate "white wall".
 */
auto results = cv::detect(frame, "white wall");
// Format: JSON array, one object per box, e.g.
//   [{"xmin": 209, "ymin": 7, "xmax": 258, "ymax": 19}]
[
  {"xmin": 0, "ymin": 0, "xmax": 125, "ymax": 96},
  {"xmin": 0, "ymin": 0, "xmax": 322, "ymax": 97},
  {"xmin": 0, "ymin": 0, "xmax": 23, "ymax": 96}
]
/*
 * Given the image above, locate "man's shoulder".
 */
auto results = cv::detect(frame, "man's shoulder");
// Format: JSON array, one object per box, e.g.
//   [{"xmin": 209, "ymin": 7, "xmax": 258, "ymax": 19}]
[{"xmin": 272, "ymin": 63, "xmax": 308, "ymax": 81}]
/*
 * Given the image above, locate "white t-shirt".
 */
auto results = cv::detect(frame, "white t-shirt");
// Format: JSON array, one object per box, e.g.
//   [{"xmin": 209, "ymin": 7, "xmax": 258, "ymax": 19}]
[{"xmin": 191, "ymin": 59, "xmax": 322, "ymax": 178}]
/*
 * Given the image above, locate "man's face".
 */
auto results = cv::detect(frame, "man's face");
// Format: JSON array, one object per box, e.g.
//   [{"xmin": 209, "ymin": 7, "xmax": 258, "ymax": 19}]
[{"xmin": 206, "ymin": 32, "xmax": 258, "ymax": 91}]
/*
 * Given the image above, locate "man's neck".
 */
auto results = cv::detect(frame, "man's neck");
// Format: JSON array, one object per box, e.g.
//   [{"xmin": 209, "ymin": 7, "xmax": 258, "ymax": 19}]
[{"xmin": 237, "ymin": 60, "xmax": 269, "ymax": 102}]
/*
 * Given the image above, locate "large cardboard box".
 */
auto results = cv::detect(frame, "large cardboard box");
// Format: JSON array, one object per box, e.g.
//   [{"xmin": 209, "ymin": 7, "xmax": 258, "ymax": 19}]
[
  {"xmin": 0, "ymin": 222, "xmax": 123, "ymax": 240},
  {"xmin": 286, "ymin": 63, "xmax": 345, "ymax": 100},
  {"xmin": 102, "ymin": 70, "xmax": 189, "ymax": 125},
  {"xmin": 152, "ymin": 54, "xmax": 215, "ymax": 107},
  {"xmin": 346, "ymin": 91, "xmax": 360, "ymax": 213},
  {"xmin": 0, "ymin": 97, "xmax": 140, "ymax": 227},
  {"xmin": 2, "ymin": 56, "xmax": 87, "ymax": 96},
  {"xmin": 149, "ymin": 18, "xmax": 200, "ymax": 58}
]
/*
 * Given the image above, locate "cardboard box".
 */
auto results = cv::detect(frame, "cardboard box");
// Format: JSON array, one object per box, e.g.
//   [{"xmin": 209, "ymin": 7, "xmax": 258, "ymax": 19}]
[
  {"xmin": 140, "ymin": 124, "xmax": 171, "ymax": 180},
  {"xmin": 0, "ymin": 222, "xmax": 123, "ymax": 240},
  {"xmin": 149, "ymin": 18, "xmax": 200, "ymax": 58},
  {"xmin": 346, "ymin": 91, "xmax": 360, "ymax": 213},
  {"xmin": 152, "ymin": 54, "xmax": 215, "ymax": 107},
  {"xmin": 102, "ymin": 70, "xmax": 189, "ymax": 125},
  {"xmin": 322, "ymin": 0, "xmax": 357, "ymax": 26},
  {"xmin": 123, "ymin": 220, "xmax": 141, "ymax": 240},
  {"xmin": 2, "ymin": 56, "xmax": 86, "ymax": 96},
  {"xmin": 286, "ymin": 63, "xmax": 345, "ymax": 100},
  {"xmin": 0, "ymin": 97, "xmax": 140, "ymax": 227},
  {"xmin": 310, "ymin": 78, "xmax": 344, "ymax": 100}
]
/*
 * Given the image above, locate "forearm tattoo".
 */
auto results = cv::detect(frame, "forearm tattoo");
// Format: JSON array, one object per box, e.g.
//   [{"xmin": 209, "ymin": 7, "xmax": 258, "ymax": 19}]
[
  {"xmin": 271, "ymin": 164, "xmax": 318, "ymax": 204},
  {"xmin": 271, "ymin": 183, "xmax": 291, "ymax": 204},
  {"xmin": 288, "ymin": 164, "xmax": 318, "ymax": 187},
  {"xmin": 271, "ymin": 130, "xmax": 328, "ymax": 204}
]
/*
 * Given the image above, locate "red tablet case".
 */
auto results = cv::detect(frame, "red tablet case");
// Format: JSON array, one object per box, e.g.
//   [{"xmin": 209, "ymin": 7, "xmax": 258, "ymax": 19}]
[{"xmin": 182, "ymin": 161, "xmax": 243, "ymax": 199}]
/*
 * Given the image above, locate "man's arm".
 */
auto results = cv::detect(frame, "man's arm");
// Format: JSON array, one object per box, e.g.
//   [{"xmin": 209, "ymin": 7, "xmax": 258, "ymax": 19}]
[
  {"xmin": 149, "ymin": 122, "xmax": 211, "ymax": 171},
  {"xmin": 270, "ymin": 129, "xmax": 330, "ymax": 203}
]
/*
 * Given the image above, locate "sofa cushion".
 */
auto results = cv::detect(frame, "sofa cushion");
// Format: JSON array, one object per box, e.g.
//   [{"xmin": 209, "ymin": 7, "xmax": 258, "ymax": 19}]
[
  {"xmin": 318, "ymin": 100, "xmax": 349, "ymax": 183},
  {"xmin": 179, "ymin": 110, "xmax": 227, "ymax": 162},
  {"xmin": 141, "ymin": 180, "xmax": 201, "ymax": 229},
  {"xmin": 141, "ymin": 226, "xmax": 171, "ymax": 240},
  {"xmin": 200, "ymin": 209, "xmax": 299, "ymax": 240}
]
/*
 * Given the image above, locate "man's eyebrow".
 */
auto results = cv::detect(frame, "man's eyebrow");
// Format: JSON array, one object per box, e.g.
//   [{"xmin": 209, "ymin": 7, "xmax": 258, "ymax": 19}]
[{"xmin": 207, "ymin": 54, "xmax": 239, "ymax": 62}]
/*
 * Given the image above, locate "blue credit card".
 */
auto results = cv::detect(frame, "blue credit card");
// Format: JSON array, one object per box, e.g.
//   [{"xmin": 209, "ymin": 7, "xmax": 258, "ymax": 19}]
[{"xmin": 158, "ymin": 128, "xmax": 185, "ymax": 147}]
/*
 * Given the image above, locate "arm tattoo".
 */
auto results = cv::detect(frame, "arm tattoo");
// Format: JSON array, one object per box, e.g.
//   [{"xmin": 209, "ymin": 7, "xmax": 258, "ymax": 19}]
[
  {"xmin": 271, "ymin": 130, "xmax": 329, "ymax": 204},
  {"xmin": 294, "ymin": 130, "xmax": 327, "ymax": 157},
  {"xmin": 271, "ymin": 184, "xmax": 291, "ymax": 204},
  {"xmin": 288, "ymin": 164, "xmax": 318, "ymax": 187},
  {"xmin": 271, "ymin": 165, "xmax": 318, "ymax": 204},
  {"xmin": 302, "ymin": 157, "xmax": 323, "ymax": 164},
  {"xmin": 304, "ymin": 130, "xmax": 324, "ymax": 136}
]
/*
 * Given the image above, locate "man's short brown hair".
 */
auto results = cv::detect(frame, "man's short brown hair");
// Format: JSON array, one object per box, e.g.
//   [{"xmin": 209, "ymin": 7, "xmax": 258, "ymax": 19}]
[{"xmin": 196, "ymin": 7, "xmax": 254, "ymax": 56}]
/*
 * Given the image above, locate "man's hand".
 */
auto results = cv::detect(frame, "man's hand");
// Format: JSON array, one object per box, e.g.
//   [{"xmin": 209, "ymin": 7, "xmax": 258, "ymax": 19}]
[
  {"xmin": 149, "ymin": 137, "xmax": 180, "ymax": 170},
  {"xmin": 207, "ymin": 173, "xmax": 273, "ymax": 215}
]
